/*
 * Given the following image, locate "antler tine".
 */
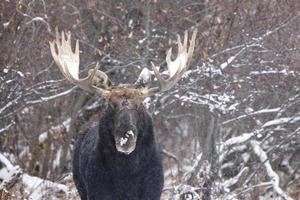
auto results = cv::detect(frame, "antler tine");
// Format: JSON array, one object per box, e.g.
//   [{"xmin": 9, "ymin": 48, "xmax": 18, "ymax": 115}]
[
  {"xmin": 143, "ymin": 29, "xmax": 197, "ymax": 96},
  {"xmin": 177, "ymin": 34, "xmax": 183, "ymax": 54},
  {"xmin": 183, "ymin": 30, "xmax": 188, "ymax": 51},
  {"xmin": 150, "ymin": 62, "xmax": 164, "ymax": 83},
  {"xmin": 49, "ymin": 27, "xmax": 111, "ymax": 97},
  {"xmin": 187, "ymin": 29, "xmax": 197, "ymax": 66}
]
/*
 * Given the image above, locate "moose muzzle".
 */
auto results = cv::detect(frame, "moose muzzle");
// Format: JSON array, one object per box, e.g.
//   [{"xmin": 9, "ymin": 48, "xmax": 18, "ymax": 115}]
[{"xmin": 114, "ymin": 109, "xmax": 139, "ymax": 155}]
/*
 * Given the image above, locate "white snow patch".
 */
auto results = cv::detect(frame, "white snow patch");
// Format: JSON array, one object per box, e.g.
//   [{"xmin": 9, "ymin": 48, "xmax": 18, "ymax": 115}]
[
  {"xmin": 120, "ymin": 137, "xmax": 128, "ymax": 146},
  {"xmin": 223, "ymin": 132, "xmax": 254, "ymax": 147},
  {"xmin": 250, "ymin": 69, "xmax": 293, "ymax": 76},
  {"xmin": 16, "ymin": 71, "xmax": 25, "ymax": 77},
  {"xmin": 143, "ymin": 97, "xmax": 151, "ymax": 109},
  {"xmin": 126, "ymin": 130, "xmax": 134, "ymax": 137},
  {"xmin": 120, "ymin": 130, "xmax": 135, "ymax": 146},
  {"xmin": 38, "ymin": 132, "xmax": 48, "ymax": 144},
  {"xmin": 0, "ymin": 153, "xmax": 14, "ymax": 169},
  {"xmin": 220, "ymin": 55, "xmax": 235, "ymax": 69},
  {"xmin": 0, "ymin": 167, "xmax": 10, "ymax": 181},
  {"xmin": 263, "ymin": 116, "xmax": 300, "ymax": 128},
  {"xmin": 128, "ymin": 19, "xmax": 133, "ymax": 28},
  {"xmin": 3, "ymin": 21, "xmax": 10, "ymax": 28},
  {"xmin": 136, "ymin": 67, "xmax": 152, "ymax": 85},
  {"xmin": 53, "ymin": 147, "xmax": 62, "ymax": 170},
  {"xmin": 138, "ymin": 37, "xmax": 146, "ymax": 44},
  {"xmin": 62, "ymin": 118, "xmax": 71, "ymax": 132},
  {"xmin": 22, "ymin": 174, "xmax": 69, "ymax": 199},
  {"xmin": 3, "ymin": 68, "xmax": 9, "ymax": 73}
]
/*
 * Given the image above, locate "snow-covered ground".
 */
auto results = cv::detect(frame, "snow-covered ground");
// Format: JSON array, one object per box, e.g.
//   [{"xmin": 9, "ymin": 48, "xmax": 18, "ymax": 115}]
[{"xmin": 0, "ymin": 153, "xmax": 79, "ymax": 200}]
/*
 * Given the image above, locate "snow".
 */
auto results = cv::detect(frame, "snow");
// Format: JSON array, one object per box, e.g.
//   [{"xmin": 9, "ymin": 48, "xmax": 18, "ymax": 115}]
[
  {"xmin": 136, "ymin": 68, "xmax": 152, "ymax": 85},
  {"xmin": 38, "ymin": 132, "xmax": 48, "ymax": 144},
  {"xmin": 0, "ymin": 153, "xmax": 71, "ymax": 200},
  {"xmin": 53, "ymin": 147, "xmax": 62, "ymax": 170},
  {"xmin": 250, "ymin": 69, "xmax": 292, "ymax": 76},
  {"xmin": 262, "ymin": 116, "xmax": 300, "ymax": 128},
  {"xmin": 220, "ymin": 55, "xmax": 236, "ymax": 69},
  {"xmin": 177, "ymin": 91, "xmax": 236, "ymax": 114},
  {"xmin": 40, "ymin": 87, "xmax": 75, "ymax": 102},
  {"xmin": 3, "ymin": 21, "xmax": 10, "ymax": 28},
  {"xmin": 0, "ymin": 153, "xmax": 14, "ymax": 169},
  {"xmin": 128, "ymin": 19, "xmax": 133, "ymax": 28},
  {"xmin": 0, "ymin": 101, "xmax": 14, "ymax": 114},
  {"xmin": 22, "ymin": 174, "xmax": 69, "ymax": 200},
  {"xmin": 251, "ymin": 140, "xmax": 293, "ymax": 200},
  {"xmin": 143, "ymin": 97, "xmax": 151, "ymax": 109},
  {"xmin": 120, "ymin": 137, "xmax": 128, "ymax": 146},
  {"xmin": 138, "ymin": 37, "xmax": 146, "ymax": 44},
  {"xmin": 24, "ymin": 86, "xmax": 75, "ymax": 105},
  {"xmin": 0, "ymin": 167, "xmax": 10, "ymax": 181},
  {"xmin": 85, "ymin": 100, "xmax": 101, "ymax": 110},
  {"xmin": 220, "ymin": 47, "xmax": 245, "ymax": 70},
  {"xmin": 126, "ymin": 130, "xmax": 134, "ymax": 137},
  {"xmin": 172, "ymin": 184, "xmax": 201, "ymax": 200},
  {"xmin": 182, "ymin": 153, "xmax": 202, "ymax": 182},
  {"xmin": 222, "ymin": 107, "xmax": 281, "ymax": 125},
  {"xmin": 62, "ymin": 118, "xmax": 71, "ymax": 132},
  {"xmin": 0, "ymin": 123, "xmax": 14, "ymax": 134},
  {"xmin": 3, "ymin": 68, "xmax": 9, "ymax": 73},
  {"xmin": 16, "ymin": 71, "xmax": 25, "ymax": 77},
  {"xmin": 120, "ymin": 130, "xmax": 134, "ymax": 146},
  {"xmin": 223, "ymin": 132, "xmax": 254, "ymax": 146}
]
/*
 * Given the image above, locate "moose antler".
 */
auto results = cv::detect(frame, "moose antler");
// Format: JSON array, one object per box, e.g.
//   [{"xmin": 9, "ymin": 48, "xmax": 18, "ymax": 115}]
[
  {"xmin": 49, "ymin": 27, "xmax": 111, "ymax": 97},
  {"xmin": 147, "ymin": 29, "xmax": 197, "ymax": 94},
  {"xmin": 49, "ymin": 27, "xmax": 197, "ymax": 99}
]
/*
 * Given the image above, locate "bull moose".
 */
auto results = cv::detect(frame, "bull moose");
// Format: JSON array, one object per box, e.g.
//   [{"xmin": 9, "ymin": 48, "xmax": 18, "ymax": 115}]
[{"xmin": 49, "ymin": 27, "xmax": 197, "ymax": 200}]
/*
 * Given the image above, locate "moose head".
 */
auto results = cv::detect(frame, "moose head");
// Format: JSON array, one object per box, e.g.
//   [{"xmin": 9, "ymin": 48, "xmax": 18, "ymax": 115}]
[{"xmin": 49, "ymin": 27, "xmax": 197, "ymax": 155}]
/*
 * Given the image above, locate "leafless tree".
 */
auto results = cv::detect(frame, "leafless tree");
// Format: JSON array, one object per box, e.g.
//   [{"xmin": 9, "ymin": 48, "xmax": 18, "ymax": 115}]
[{"xmin": 0, "ymin": 0, "xmax": 300, "ymax": 199}]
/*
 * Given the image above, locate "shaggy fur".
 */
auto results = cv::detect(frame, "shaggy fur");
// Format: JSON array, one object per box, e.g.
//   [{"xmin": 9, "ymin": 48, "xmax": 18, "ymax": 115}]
[{"xmin": 72, "ymin": 105, "xmax": 164, "ymax": 200}]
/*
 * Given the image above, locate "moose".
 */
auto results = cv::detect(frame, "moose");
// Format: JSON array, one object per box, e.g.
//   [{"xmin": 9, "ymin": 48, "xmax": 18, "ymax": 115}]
[{"xmin": 49, "ymin": 27, "xmax": 197, "ymax": 200}]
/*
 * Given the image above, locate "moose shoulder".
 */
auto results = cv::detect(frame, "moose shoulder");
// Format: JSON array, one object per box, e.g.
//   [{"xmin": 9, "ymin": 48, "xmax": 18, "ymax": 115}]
[{"xmin": 49, "ymin": 27, "xmax": 197, "ymax": 200}]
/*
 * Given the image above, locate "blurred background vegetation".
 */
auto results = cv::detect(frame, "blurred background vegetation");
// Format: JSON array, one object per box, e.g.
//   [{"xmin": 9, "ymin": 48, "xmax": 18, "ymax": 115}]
[{"xmin": 0, "ymin": 0, "xmax": 300, "ymax": 199}]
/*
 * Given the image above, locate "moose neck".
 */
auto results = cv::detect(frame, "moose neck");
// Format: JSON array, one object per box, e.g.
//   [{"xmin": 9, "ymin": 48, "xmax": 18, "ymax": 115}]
[{"xmin": 97, "ymin": 105, "xmax": 155, "ymax": 175}]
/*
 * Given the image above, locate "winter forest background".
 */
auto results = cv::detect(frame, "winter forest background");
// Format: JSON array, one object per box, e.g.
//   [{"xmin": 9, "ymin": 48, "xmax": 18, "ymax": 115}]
[{"xmin": 0, "ymin": 0, "xmax": 300, "ymax": 199}]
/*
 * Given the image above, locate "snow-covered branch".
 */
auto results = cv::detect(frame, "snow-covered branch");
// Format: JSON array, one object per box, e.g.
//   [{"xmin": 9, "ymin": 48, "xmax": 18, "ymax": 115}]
[
  {"xmin": 222, "ymin": 108, "xmax": 280, "ymax": 125},
  {"xmin": 262, "ymin": 116, "xmax": 300, "ymax": 128},
  {"xmin": 0, "ymin": 153, "xmax": 72, "ymax": 200},
  {"xmin": 222, "ymin": 132, "xmax": 255, "ymax": 147},
  {"xmin": 250, "ymin": 140, "xmax": 293, "ymax": 200},
  {"xmin": 26, "ymin": 87, "xmax": 76, "ymax": 105},
  {"xmin": 222, "ymin": 167, "xmax": 249, "ymax": 192},
  {"xmin": 0, "ymin": 122, "xmax": 14, "ymax": 134}
]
